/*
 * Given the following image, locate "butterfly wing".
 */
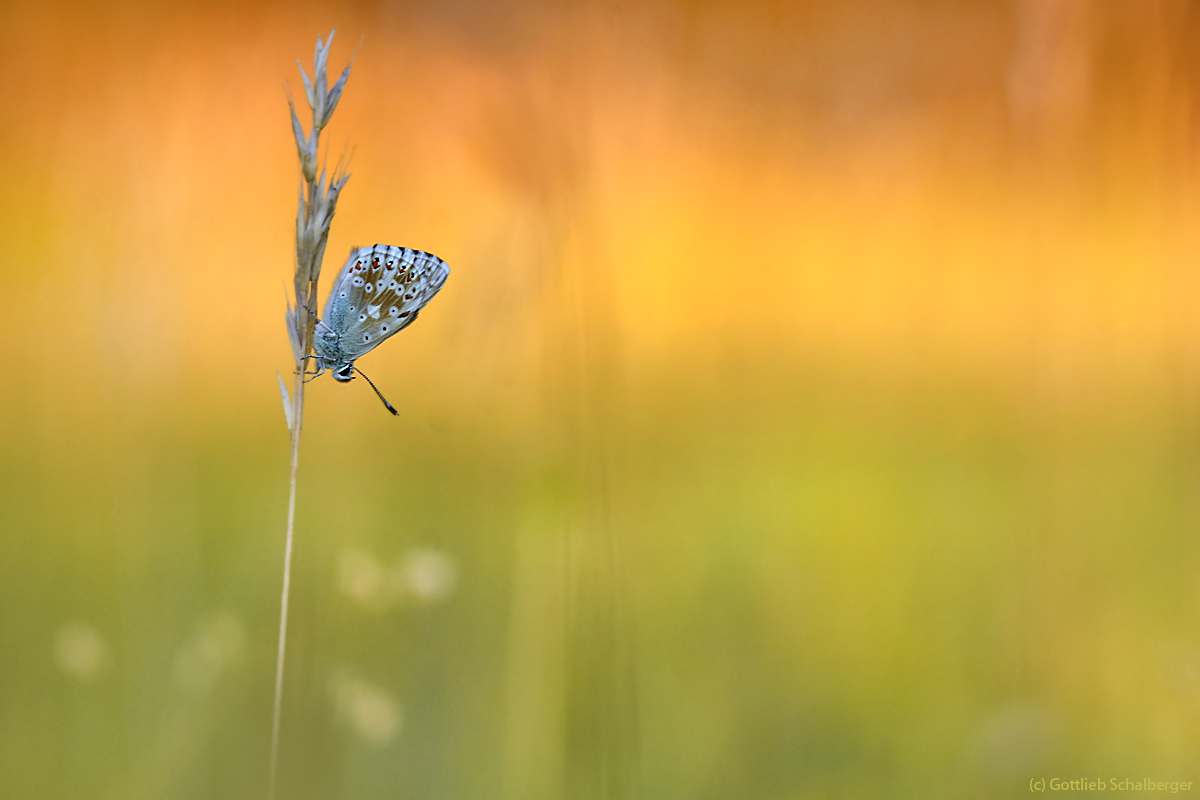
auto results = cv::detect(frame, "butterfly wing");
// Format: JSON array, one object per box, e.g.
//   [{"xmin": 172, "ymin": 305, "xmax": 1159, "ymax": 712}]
[{"xmin": 321, "ymin": 244, "xmax": 449, "ymax": 361}]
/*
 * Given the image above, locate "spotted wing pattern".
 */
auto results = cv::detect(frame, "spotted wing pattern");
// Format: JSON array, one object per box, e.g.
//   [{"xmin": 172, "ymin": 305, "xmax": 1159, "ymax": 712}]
[{"xmin": 321, "ymin": 244, "xmax": 449, "ymax": 361}]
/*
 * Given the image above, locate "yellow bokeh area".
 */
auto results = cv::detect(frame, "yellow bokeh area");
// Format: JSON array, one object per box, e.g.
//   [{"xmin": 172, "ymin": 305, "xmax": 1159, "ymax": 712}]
[{"xmin": 5, "ymin": 1, "xmax": 1200, "ymax": 798}]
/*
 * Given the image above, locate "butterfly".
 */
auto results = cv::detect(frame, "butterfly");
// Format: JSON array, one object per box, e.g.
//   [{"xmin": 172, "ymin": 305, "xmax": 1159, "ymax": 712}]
[{"xmin": 308, "ymin": 244, "xmax": 449, "ymax": 414}]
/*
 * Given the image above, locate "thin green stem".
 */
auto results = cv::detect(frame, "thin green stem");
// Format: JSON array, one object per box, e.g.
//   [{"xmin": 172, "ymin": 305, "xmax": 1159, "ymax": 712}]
[
  {"xmin": 268, "ymin": 367, "xmax": 303, "ymax": 800},
  {"xmin": 270, "ymin": 32, "xmax": 346, "ymax": 797},
  {"xmin": 270, "ymin": 136, "xmax": 321, "ymax": 800}
]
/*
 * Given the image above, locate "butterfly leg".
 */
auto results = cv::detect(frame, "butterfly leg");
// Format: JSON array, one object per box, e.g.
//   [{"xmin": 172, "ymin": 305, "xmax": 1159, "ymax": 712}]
[{"xmin": 299, "ymin": 354, "xmax": 326, "ymax": 382}]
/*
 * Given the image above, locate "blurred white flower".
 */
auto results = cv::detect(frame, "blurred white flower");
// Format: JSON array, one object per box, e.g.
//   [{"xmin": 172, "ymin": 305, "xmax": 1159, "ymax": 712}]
[
  {"xmin": 1155, "ymin": 639, "xmax": 1200, "ymax": 704},
  {"xmin": 973, "ymin": 702, "xmax": 1058, "ymax": 780},
  {"xmin": 396, "ymin": 548, "xmax": 457, "ymax": 605},
  {"xmin": 329, "ymin": 669, "xmax": 403, "ymax": 747},
  {"xmin": 338, "ymin": 547, "xmax": 385, "ymax": 607},
  {"xmin": 174, "ymin": 611, "xmax": 246, "ymax": 691},
  {"xmin": 55, "ymin": 622, "xmax": 109, "ymax": 681},
  {"xmin": 338, "ymin": 546, "xmax": 458, "ymax": 610}
]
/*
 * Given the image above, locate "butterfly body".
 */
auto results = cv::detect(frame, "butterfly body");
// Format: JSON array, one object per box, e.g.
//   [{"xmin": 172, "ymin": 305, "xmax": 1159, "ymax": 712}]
[{"xmin": 312, "ymin": 244, "xmax": 449, "ymax": 382}]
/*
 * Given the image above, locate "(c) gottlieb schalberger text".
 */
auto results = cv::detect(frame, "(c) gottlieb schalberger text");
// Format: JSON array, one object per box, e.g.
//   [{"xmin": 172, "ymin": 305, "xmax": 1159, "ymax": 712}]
[{"xmin": 1031, "ymin": 778, "xmax": 1194, "ymax": 793}]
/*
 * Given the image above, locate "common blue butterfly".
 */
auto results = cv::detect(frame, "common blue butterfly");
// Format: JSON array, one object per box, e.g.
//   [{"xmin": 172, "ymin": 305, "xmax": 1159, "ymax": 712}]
[{"xmin": 310, "ymin": 244, "xmax": 449, "ymax": 413}]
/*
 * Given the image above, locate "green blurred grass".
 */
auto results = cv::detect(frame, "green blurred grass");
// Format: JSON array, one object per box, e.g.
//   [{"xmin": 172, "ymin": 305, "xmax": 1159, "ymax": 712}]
[{"xmin": 3, "ymin": 360, "xmax": 1199, "ymax": 799}]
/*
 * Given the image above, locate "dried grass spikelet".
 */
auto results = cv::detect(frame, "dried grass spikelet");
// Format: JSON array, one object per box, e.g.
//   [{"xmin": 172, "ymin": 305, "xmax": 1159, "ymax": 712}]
[{"xmin": 285, "ymin": 30, "xmax": 353, "ymax": 374}]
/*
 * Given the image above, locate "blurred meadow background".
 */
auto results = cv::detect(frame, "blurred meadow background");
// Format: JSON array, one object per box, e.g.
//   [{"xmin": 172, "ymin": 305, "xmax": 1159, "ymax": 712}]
[{"xmin": 5, "ymin": 0, "xmax": 1200, "ymax": 798}]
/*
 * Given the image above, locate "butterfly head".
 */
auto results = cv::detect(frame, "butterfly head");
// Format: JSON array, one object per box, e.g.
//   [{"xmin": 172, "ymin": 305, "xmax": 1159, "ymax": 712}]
[{"xmin": 332, "ymin": 364, "xmax": 355, "ymax": 383}]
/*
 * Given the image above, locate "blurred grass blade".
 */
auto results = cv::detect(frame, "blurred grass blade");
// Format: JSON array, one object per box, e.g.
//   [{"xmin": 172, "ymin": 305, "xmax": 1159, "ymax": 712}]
[{"xmin": 277, "ymin": 373, "xmax": 294, "ymax": 432}]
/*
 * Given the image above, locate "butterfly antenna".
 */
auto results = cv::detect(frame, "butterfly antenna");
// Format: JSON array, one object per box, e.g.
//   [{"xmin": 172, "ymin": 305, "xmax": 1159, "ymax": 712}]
[{"xmin": 352, "ymin": 367, "xmax": 399, "ymax": 416}]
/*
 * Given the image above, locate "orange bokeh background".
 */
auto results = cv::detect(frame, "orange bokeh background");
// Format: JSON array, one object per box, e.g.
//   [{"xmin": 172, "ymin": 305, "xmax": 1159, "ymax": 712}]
[
  {"xmin": 7, "ymin": 2, "xmax": 1200, "ymax": 798},
  {"xmin": 8, "ymin": 2, "xmax": 1200, "ymax": 420}
]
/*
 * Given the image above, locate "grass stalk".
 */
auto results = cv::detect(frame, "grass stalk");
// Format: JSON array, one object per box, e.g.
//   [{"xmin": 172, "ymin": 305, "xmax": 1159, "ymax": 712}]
[{"xmin": 269, "ymin": 30, "xmax": 353, "ymax": 800}]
